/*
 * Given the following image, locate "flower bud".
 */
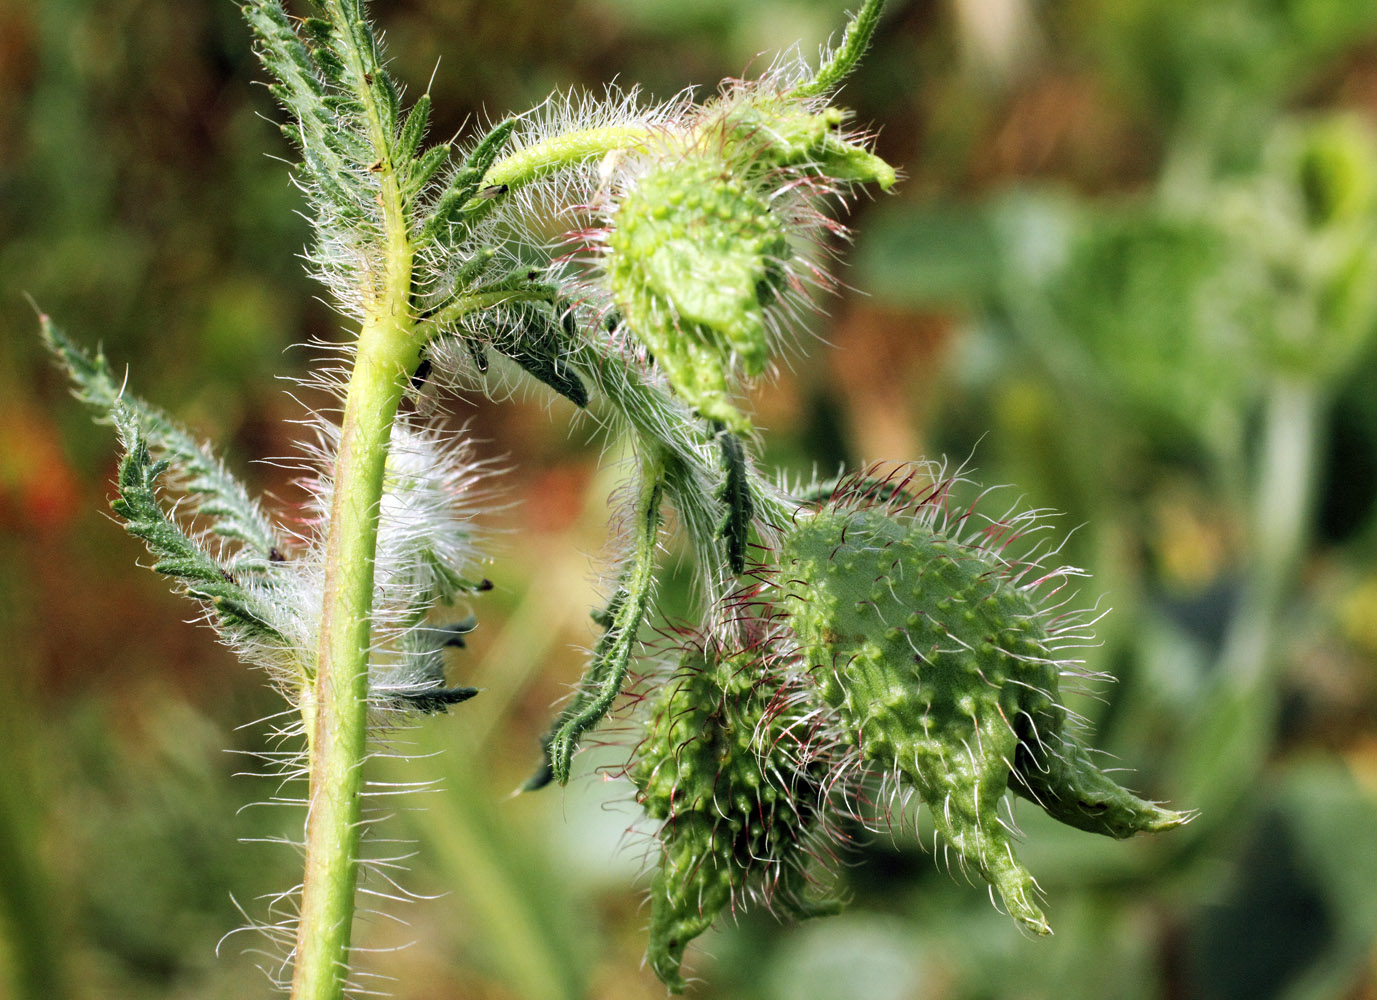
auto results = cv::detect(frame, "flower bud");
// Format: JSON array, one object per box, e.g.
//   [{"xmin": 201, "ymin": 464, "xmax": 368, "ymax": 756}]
[
  {"xmin": 627, "ymin": 639, "xmax": 842, "ymax": 991},
  {"xmin": 773, "ymin": 472, "xmax": 1191, "ymax": 932},
  {"xmin": 591, "ymin": 85, "xmax": 895, "ymax": 434},
  {"xmin": 606, "ymin": 151, "xmax": 788, "ymax": 432}
]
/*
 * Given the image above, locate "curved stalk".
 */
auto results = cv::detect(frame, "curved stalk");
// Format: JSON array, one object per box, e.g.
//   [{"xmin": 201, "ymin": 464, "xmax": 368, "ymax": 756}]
[
  {"xmin": 458, "ymin": 125, "xmax": 657, "ymax": 227},
  {"xmin": 484, "ymin": 125, "xmax": 654, "ymax": 189}
]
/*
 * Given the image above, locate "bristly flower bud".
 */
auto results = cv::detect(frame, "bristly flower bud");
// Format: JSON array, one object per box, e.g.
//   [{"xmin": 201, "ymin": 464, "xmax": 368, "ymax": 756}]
[
  {"xmin": 626, "ymin": 634, "xmax": 844, "ymax": 992},
  {"xmin": 770, "ymin": 467, "xmax": 1192, "ymax": 933},
  {"xmin": 604, "ymin": 152, "xmax": 789, "ymax": 432},
  {"xmin": 583, "ymin": 77, "xmax": 895, "ymax": 434}
]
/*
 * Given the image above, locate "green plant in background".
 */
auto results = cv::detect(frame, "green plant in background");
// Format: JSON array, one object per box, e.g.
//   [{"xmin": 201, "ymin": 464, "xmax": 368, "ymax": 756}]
[
  {"xmin": 844, "ymin": 3, "xmax": 1377, "ymax": 997},
  {"xmin": 38, "ymin": 0, "xmax": 1193, "ymax": 997}
]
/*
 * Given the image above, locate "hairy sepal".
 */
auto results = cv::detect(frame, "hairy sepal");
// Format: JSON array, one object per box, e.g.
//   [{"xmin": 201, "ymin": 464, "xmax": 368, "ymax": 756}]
[{"xmin": 589, "ymin": 68, "xmax": 895, "ymax": 427}]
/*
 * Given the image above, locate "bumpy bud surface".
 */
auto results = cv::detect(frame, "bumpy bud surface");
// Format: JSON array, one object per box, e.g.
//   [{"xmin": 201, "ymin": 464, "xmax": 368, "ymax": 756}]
[
  {"xmin": 606, "ymin": 152, "xmax": 788, "ymax": 432},
  {"xmin": 628, "ymin": 642, "xmax": 840, "ymax": 992},
  {"xmin": 594, "ymin": 86, "xmax": 895, "ymax": 435},
  {"xmin": 774, "ymin": 477, "xmax": 1190, "ymax": 933}
]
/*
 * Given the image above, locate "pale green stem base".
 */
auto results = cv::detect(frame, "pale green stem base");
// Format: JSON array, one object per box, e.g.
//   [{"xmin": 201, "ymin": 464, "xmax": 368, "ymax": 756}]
[{"xmin": 291, "ymin": 317, "xmax": 422, "ymax": 1000}]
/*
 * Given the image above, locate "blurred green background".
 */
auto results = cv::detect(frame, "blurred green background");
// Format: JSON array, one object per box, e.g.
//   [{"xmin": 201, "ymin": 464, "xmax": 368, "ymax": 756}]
[{"xmin": 5, "ymin": 0, "xmax": 1377, "ymax": 997}]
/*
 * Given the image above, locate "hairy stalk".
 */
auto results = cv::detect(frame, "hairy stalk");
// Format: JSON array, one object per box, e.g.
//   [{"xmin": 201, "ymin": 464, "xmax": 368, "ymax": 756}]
[
  {"xmin": 294, "ymin": 327, "xmax": 418, "ymax": 1000},
  {"xmin": 485, "ymin": 126, "xmax": 654, "ymax": 189},
  {"xmin": 291, "ymin": 5, "xmax": 419, "ymax": 998},
  {"xmin": 444, "ymin": 123, "xmax": 663, "ymax": 232}
]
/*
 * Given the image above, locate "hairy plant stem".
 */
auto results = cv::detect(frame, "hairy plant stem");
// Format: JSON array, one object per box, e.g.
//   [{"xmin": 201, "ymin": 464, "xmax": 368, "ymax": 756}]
[
  {"xmin": 291, "ymin": 103, "xmax": 680, "ymax": 990},
  {"xmin": 292, "ymin": 5, "xmax": 420, "ymax": 996},
  {"xmin": 486, "ymin": 126, "xmax": 653, "ymax": 189},
  {"xmin": 293, "ymin": 317, "xmax": 419, "ymax": 1000}
]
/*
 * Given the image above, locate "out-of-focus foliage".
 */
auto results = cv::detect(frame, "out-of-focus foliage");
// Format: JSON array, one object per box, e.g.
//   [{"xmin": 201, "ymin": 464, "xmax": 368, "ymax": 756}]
[{"xmin": 4, "ymin": 0, "xmax": 1377, "ymax": 998}]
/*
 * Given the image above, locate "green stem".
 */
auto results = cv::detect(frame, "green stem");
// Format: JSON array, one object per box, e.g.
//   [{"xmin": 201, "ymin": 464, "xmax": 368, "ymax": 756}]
[
  {"xmin": 291, "ymin": 7, "xmax": 421, "ymax": 998},
  {"xmin": 292, "ymin": 319, "xmax": 419, "ymax": 1000},
  {"xmin": 1218, "ymin": 376, "xmax": 1324, "ymax": 684},
  {"xmin": 484, "ymin": 125, "xmax": 653, "ymax": 189}
]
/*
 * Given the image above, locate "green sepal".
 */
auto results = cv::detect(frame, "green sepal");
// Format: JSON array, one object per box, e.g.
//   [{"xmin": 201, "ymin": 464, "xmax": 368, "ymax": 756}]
[
  {"xmin": 778, "ymin": 500, "xmax": 1190, "ymax": 933},
  {"xmin": 1011, "ymin": 734, "xmax": 1194, "ymax": 838},
  {"xmin": 714, "ymin": 425, "xmax": 754, "ymax": 574},
  {"xmin": 815, "ymin": 129, "xmax": 897, "ymax": 189},
  {"xmin": 488, "ymin": 306, "xmax": 589, "ymax": 408},
  {"xmin": 607, "ymin": 153, "xmax": 785, "ymax": 433},
  {"xmin": 723, "ymin": 101, "xmax": 896, "ymax": 190},
  {"xmin": 779, "ymin": 505, "xmax": 1051, "ymax": 931},
  {"xmin": 646, "ymin": 828, "xmax": 731, "ymax": 994},
  {"xmin": 795, "ymin": 474, "xmax": 915, "ymax": 509},
  {"xmin": 631, "ymin": 645, "xmax": 840, "ymax": 991}
]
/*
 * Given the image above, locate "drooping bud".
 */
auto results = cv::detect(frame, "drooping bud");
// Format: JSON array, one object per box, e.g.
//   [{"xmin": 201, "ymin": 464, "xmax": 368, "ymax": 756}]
[
  {"xmin": 605, "ymin": 151, "xmax": 789, "ymax": 432},
  {"xmin": 772, "ymin": 469, "xmax": 1190, "ymax": 933},
  {"xmin": 591, "ymin": 83, "xmax": 895, "ymax": 434},
  {"xmin": 627, "ymin": 637, "xmax": 842, "ymax": 992}
]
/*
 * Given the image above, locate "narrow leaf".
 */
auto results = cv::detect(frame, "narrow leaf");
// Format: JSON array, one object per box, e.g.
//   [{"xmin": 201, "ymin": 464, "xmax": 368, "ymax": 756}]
[
  {"xmin": 107, "ymin": 406, "xmax": 286, "ymax": 646},
  {"xmin": 41, "ymin": 318, "xmax": 285, "ymax": 575}
]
